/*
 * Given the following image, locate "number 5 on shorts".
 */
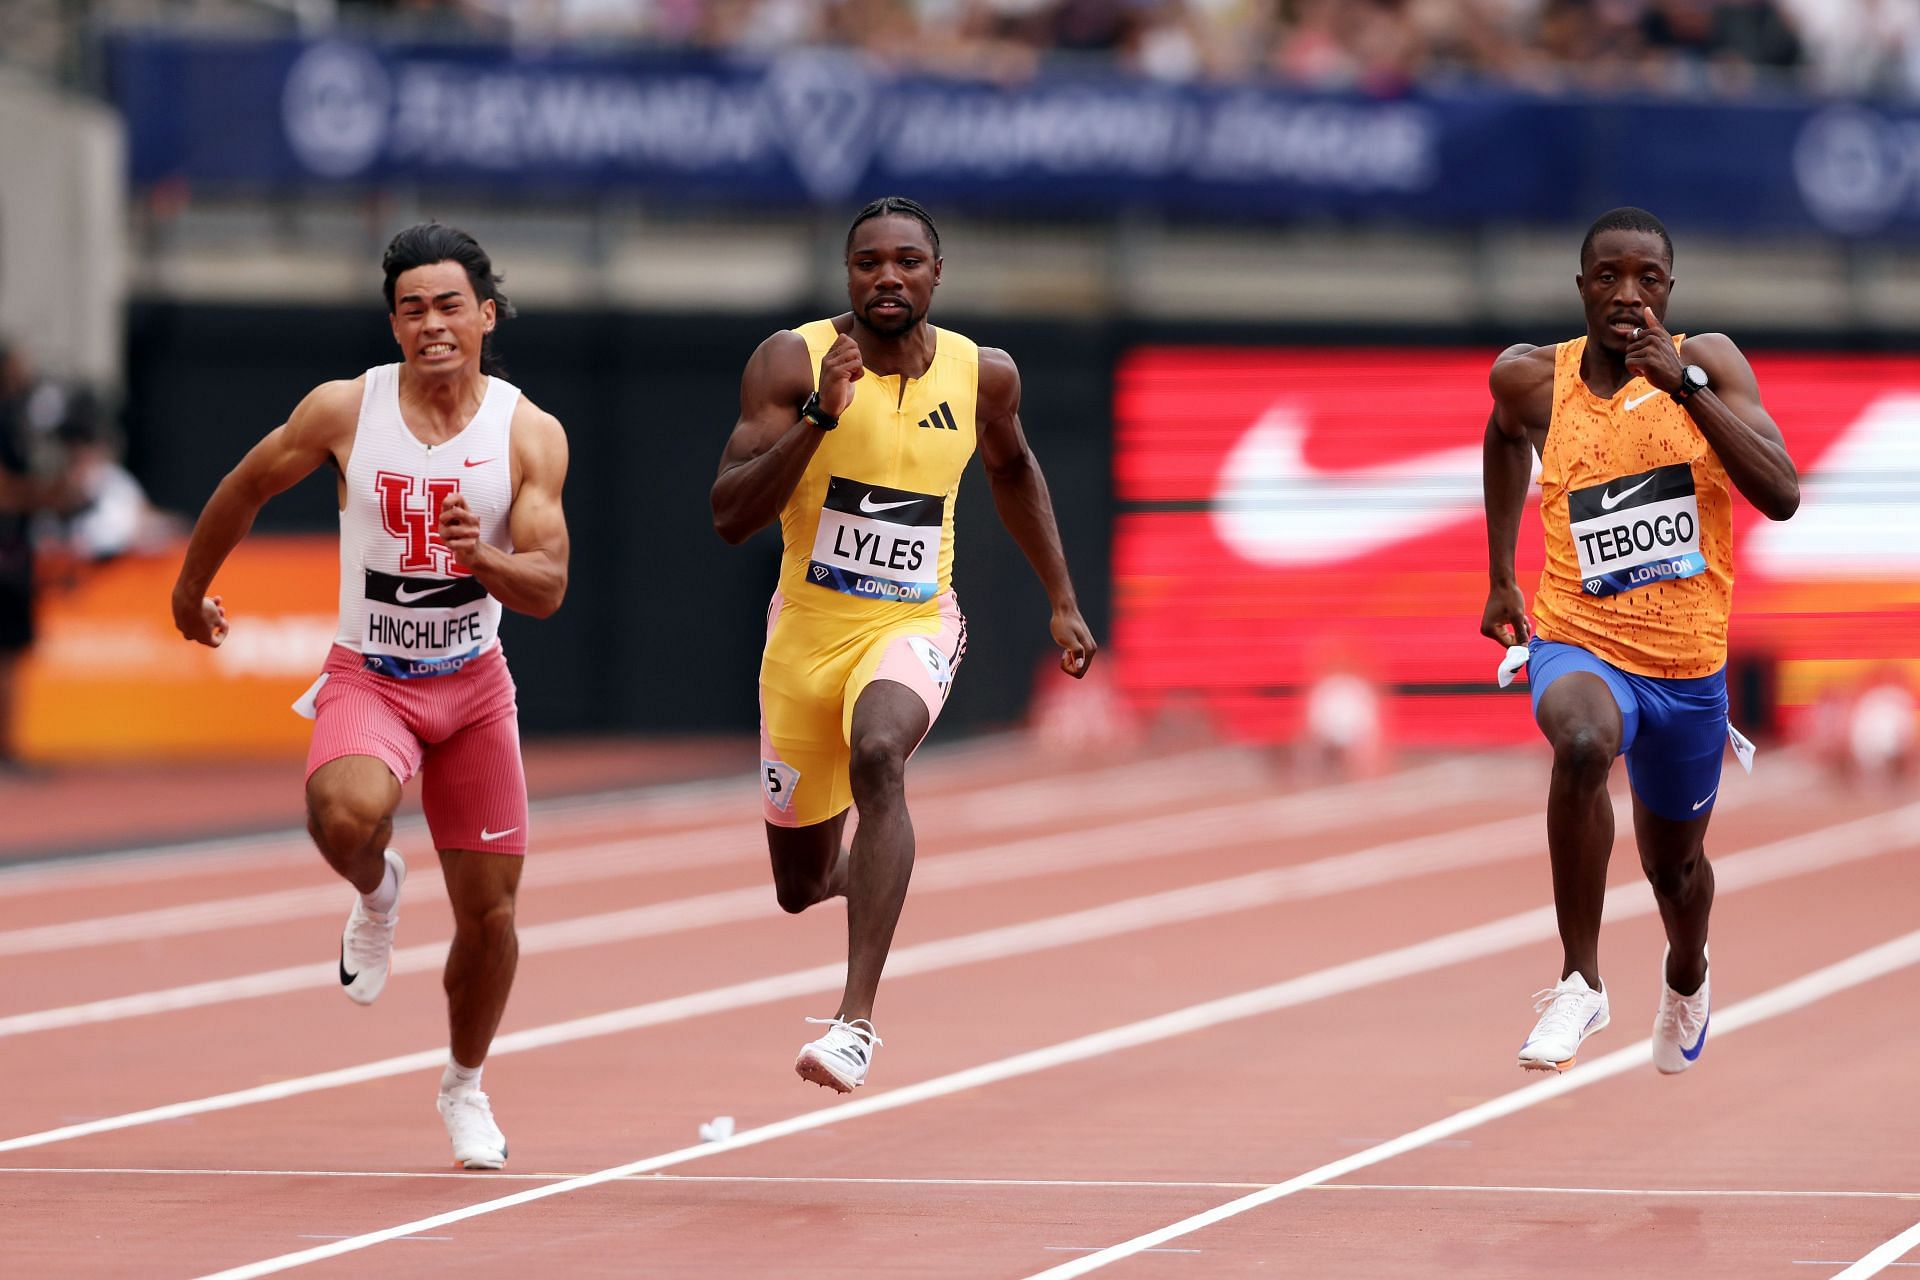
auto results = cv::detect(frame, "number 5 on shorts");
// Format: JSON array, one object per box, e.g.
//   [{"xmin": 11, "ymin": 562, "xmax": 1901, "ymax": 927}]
[{"xmin": 762, "ymin": 758, "xmax": 799, "ymax": 814}]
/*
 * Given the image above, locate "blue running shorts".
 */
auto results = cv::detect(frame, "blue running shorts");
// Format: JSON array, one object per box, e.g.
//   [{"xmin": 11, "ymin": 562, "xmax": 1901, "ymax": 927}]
[{"xmin": 1526, "ymin": 637, "xmax": 1730, "ymax": 822}]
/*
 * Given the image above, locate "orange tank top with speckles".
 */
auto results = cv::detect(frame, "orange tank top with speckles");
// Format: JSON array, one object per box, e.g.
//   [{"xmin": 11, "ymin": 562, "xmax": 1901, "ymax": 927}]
[{"xmin": 1532, "ymin": 336, "xmax": 1733, "ymax": 679}]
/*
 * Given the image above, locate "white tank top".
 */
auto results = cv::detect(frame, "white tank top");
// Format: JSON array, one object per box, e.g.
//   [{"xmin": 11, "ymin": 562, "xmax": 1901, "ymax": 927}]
[{"xmin": 334, "ymin": 363, "xmax": 518, "ymax": 678}]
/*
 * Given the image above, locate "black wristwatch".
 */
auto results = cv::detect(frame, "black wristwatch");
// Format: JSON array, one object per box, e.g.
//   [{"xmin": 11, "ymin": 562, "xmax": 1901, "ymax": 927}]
[
  {"xmin": 1672, "ymin": 364, "xmax": 1709, "ymax": 404},
  {"xmin": 799, "ymin": 392, "xmax": 838, "ymax": 431}
]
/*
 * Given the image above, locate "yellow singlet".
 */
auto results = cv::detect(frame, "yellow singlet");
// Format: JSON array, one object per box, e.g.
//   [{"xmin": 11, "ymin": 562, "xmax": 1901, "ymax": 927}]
[
  {"xmin": 757, "ymin": 320, "xmax": 981, "ymax": 827},
  {"xmin": 1533, "ymin": 336, "xmax": 1734, "ymax": 679},
  {"xmin": 776, "ymin": 320, "xmax": 980, "ymax": 622}
]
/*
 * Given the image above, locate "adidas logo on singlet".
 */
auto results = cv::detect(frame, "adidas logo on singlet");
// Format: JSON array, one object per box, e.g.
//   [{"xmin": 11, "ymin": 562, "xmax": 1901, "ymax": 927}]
[{"xmin": 918, "ymin": 402, "xmax": 958, "ymax": 432}]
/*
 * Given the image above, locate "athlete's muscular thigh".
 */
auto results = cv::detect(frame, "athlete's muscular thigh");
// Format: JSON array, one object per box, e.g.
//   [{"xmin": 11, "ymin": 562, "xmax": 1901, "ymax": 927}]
[
  {"xmin": 1536, "ymin": 671, "xmax": 1623, "ymax": 775},
  {"xmin": 306, "ymin": 755, "xmax": 402, "ymax": 839}
]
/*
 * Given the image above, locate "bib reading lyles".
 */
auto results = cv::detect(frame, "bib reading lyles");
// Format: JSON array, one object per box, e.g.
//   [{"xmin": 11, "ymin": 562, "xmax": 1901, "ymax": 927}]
[
  {"xmin": 807, "ymin": 476, "xmax": 945, "ymax": 603},
  {"xmin": 1568, "ymin": 462, "xmax": 1705, "ymax": 598}
]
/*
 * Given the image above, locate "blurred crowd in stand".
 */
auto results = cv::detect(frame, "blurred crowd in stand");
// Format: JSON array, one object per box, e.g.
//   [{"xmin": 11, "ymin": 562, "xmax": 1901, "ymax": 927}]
[{"xmin": 3, "ymin": 0, "xmax": 1918, "ymax": 98}]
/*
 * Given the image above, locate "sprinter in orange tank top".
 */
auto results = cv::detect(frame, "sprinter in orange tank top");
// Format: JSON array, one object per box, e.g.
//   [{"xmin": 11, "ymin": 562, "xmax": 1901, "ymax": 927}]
[
  {"xmin": 712, "ymin": 197, "xmax": 1097, "ymax": 1093},
  {"xmin": 1483, "ymin": 207, "xmax": 1800, "ymax": 1077}
]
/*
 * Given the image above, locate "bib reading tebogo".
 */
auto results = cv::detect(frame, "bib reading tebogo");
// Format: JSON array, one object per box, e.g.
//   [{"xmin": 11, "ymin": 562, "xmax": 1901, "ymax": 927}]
[
  {"xmin": 1568, "ymin": 462, "xmax": 1705, "ymax": 597},
  {"xmin": 807, "ymin": 476, "xmax": 945, "ymax": 603}
]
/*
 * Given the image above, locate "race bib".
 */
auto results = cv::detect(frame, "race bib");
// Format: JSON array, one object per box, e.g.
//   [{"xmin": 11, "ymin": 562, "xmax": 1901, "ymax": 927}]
[
  {"xmin": 807, "ymin": 477, "xmax": 945, "ymax": 603},
  {"xmin": 361, "ymin": 569, "xmax": 490, "ymax": 678},
  {"xmin": 1568, "ymin": 463, "xmax": 1705, "ymax": 598}
]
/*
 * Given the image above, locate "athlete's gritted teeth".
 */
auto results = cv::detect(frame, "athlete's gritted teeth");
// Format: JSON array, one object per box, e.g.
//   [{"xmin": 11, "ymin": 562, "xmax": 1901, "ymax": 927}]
[
  {"xmin": 868, "ymin": 299, "xmax": 909, "ymax": 316},
  {"xmin": 422, "ymin": 342, "xmax": 457, "ymax": 357}
]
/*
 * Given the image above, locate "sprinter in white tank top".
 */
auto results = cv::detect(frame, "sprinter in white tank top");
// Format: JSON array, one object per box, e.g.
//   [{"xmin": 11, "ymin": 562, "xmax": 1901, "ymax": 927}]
[{"xmin": 170, "ymin": 224, "xmax": 571, "ymax": 1171}]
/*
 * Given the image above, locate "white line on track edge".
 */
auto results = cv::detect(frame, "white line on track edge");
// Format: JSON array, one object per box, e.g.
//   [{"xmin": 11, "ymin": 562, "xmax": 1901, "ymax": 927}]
[
  {"xmin": 190, "ymin": 908, "xmax": 1920, "ymax": 1274},
  {"xmin": 7, "ymin": 793, "xmax": 1911, "ymax": 1158},
  {"xmin": 1021, "ymin": 928, "xmax": 1920, "ymax": 1279},
  {"xmin": 1831, "ymin": 1219, "xmax": 1920, "ymax": 1279}
]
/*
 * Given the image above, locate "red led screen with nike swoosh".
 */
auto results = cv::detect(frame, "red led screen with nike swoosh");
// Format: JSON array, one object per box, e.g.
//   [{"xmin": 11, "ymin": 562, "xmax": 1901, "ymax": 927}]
[{"xmin": 1112, "ymin": 347, "xmax": 1920, "ymax": 746}]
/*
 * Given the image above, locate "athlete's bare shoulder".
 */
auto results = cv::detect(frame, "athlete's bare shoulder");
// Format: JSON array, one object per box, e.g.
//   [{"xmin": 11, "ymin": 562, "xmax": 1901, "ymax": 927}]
[
  {"xmin": 510, "ymin": 392, "xmax": 566, "ymax": 443},
  {"xmin": 977, "ymin": 346, "xmax": 1019, "ymax": 417},
  {"xmin": 1489, "ymin": 343, "xmax": 1553, "ymax": 396},
  {"xmin": 1677, "ymin": 331, "xmax": 1742, "ymax": 371},
  {"xmin": 741, "ymin": 329, "xmax": 815, "ymax": 395},
  {"xmin": 296, "ymin": 376, "xmax": 362, "ymax": 423},
  {"xmin": 282, "ymin": 376, "xmax": 363, "ymax": 453},
  {"xmin": 507, "ymin": 394, "xmax": 568, "ymax": 500},
  {"xmin": 1488, "ymin": 343, "xmax": 1556, "ymax": 432}
]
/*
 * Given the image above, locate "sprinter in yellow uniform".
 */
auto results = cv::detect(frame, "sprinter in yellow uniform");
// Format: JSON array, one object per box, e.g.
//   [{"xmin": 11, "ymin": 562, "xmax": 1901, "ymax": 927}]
[
  {"xmin": 711, "ymin": 197, "xmax": 1097, "ymax": 1092},
  {"xmin": 1483, "ymin": 207, "xmax": 1800, "ymax": 1077}
]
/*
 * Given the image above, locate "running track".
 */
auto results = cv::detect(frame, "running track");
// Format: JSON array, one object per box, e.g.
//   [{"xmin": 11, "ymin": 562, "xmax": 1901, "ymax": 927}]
[{"xmin": 2, "ymin": 740, "xmax": 1915, "ymax": 1278}]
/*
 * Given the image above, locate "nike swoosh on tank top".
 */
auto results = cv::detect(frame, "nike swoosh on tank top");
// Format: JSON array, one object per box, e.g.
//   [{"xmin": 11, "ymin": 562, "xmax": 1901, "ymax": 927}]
[
  {"xmin": 1533, "ymin": 335, "xmax": 1735, "ymax": 679},
  {"xmin": 776, "ymin": 320, "xmax": 980, "ymax": 626},
  {"xmin": 335, "ymin": 363, "xmax": 518, "ymax": 678}
]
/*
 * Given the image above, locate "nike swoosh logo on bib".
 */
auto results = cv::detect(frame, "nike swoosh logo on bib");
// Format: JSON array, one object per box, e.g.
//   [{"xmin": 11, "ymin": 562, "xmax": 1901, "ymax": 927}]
[
  {"xmin": 1624, "ymin": 390, "xmax": 1661, "ymax": 411},
  {"xmin": 1600, "ymin": 475, "xmax": 1658, "ymax": 510},
  {"xmin": 394, "ymin": 582, "xmax": 449, "ymax": 603},
  {"xmin": 859, "ymin": 494, "xmax": 918, "ymax": 514}
]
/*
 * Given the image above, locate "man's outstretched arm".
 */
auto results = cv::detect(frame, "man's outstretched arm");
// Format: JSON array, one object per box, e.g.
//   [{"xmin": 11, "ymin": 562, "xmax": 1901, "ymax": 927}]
[
  {"xmin": 975, "ymin": 347, "xmax": 1096, "ymax": 677},
  {"xmin": 1482, "ymin": 345, "xmax": 1544, "ymax": 648},
  {"xmin": 171, "ymin": 379, "xmax": 355, "ymax": 646}
]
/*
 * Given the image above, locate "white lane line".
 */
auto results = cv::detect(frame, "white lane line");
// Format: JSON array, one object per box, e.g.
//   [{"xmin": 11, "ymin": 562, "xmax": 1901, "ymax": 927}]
[
  {"xmin": 1830, "ymin": 1221, "xmax": 1920, "ymax": 1278},
  {"xmin": 1044, "ymin": 1247, "xmax": 1201, "ymax": 1254},
  {"xmin": 1021, "ymin": 927, "xmax": 1920, "ymax": 1279},
  {"xmin": 0, "ymin": 799, "xmax": 1558, "ymax": 1147},
  {"xmin": 0, "ymin": 742, "xmax": 1305, "ymax": 893},
  {"xmin": 5, "ymin": 792, "xmax": 1909, "ymax": 1159},
  {"xmin": 296, "ymin": 1235, "xmax": 449, "ymax": 1243},
  {"xmin": 5, "ymin": 1167, "xmax": 1914, "ymax": 1201},
  {"xmin": 192, "ymin": 925, "xmax": 1920, "ymax": 1279},
  {"xmin": 0, "ymin": 767, "xmax": 1812, "ymax": 1036},
  {"xmin": 0, "ymin": 753, "xmax": 1483, "ymax": 953},
  {"xmin": 0, "ymin": 762, "xmax": 1518, "ymax": 1037}
]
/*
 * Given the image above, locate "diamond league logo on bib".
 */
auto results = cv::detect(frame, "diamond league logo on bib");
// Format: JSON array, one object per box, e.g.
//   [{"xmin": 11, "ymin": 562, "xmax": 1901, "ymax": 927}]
[
  {"xmin": 283, "ymin": 42, "xmax": 391, "ymax": 178},
  {"xmin": 761, "ymin": 52, "xmax": 877, "ymax": 200}
]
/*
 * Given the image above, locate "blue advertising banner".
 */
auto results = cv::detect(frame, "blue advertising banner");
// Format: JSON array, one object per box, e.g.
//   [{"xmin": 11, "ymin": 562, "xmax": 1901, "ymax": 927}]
[{"xmin": 102, "ymin": 32, "xmax": 1920, "ymax": 236}]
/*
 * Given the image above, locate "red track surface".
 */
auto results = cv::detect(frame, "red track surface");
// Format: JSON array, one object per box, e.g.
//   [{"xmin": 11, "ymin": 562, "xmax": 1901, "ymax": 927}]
[{"xmin": 1, "ymin": 740, "xmax": 1915, "ymax": 1278}]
